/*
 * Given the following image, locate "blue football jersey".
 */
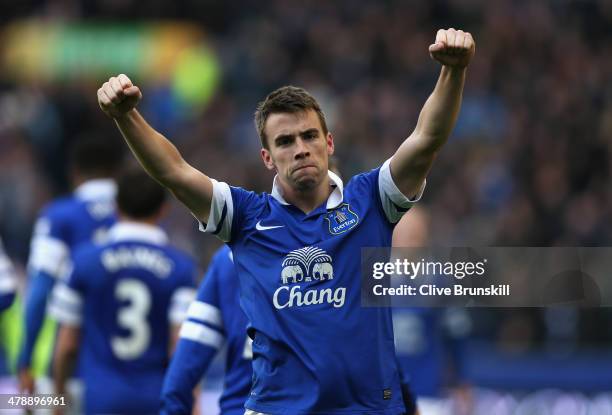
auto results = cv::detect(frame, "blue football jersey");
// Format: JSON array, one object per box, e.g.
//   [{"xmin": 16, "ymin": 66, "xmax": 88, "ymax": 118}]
[
  {"xmin": 49, "ymin": 222, "xmax": 197, "ymax": 415},
  {"xmin": 394, "ymin": 308, "xmax": 470, "ymax": 398},
  {"xmin": 0, "ymin": 238, "xmax": 17, "ymax": 312},
  {"xmin": 393, "ymin": 309, "xmax": 446, "ymax": 397},
  {"xmin": 19, "ymin": 179, "xmax": 117, "ymax": 371},
  {"xmin": 28, "ymin": 179, "xmax": 117, "ymax": 276},
  {"xmin": 198, "ymin": 160, "xmax": 425, "ymax": 414},
  {"xmin": 162, "ymin": 245, "xmax": 252, "ymax": 415}
]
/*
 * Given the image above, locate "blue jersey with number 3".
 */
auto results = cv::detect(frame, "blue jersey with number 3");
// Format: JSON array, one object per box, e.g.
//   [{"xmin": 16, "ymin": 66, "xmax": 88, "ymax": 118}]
[{"xmin": 49, "ymin": 223, "xmax": 196, "ymax": 415}]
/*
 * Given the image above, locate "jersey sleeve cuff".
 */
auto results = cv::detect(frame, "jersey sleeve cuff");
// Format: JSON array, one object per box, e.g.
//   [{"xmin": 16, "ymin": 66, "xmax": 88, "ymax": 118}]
[
  {"xmin": 27, "ymin": 235, "xmax": 71, "ymax": 279},
  {"xmin": 194, "ymin": 179, "xmax": 233, "ymax": 243},
  {"xmin": 169, "ymin": 287, "xmax": 197, "ymax": 324},
  {"xmin": 47, "ymin": 283, "xmax": 83, "ymax": 326},
  {"xmin": 179, "ymin": 321, "xmax": 225, "ymax": 349},
  {"xmin": 378, "ymin": 158, "xmax": 426, "ymax": 223}
]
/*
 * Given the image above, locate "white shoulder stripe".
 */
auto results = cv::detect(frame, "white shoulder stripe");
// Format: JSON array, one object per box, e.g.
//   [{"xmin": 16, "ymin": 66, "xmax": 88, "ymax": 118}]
[
  {"xmin": 172, "ymin": 287, "xmax": 196, "ymax": 305},
  {"xmin": 378, "ymin": 159, "xmax": 426, "ymax": 224},
  {"xmin": 196, "ymin": 179, "xmax": 234, "ymax": 243},
  {"xmin": 179, "ymin": 321, "xmax": 224, "ymax": 349},
  {"xmin": 0, "ymin": 255, "xmax": 13, "ymax": 272},
  {"xmin": 0, "ymin": 274, "xmax": 16, "ymax": 294},
  {"xmin": 48, "ymin": 302, "xmax": 82, "ymax": 326},
  {"xmin": 27, "ymin": 235, "xmax": 71, "ymax": 278},
  {"xmin": 52, "ymin": 284, "xmax": 83, "ymax": 308},
  {"xmin": 169, "ymin": 288, "xmax": 196, "ymax": 324},
  {"xmin": 186, "ymin": 301, "xmax": 223, "ymax": 328}
]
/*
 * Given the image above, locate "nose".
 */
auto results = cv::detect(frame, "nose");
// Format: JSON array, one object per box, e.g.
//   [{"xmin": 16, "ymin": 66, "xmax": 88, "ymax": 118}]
[{"xmin": 294, "ymin": 137, "xmax": 310, "ymax": 160}]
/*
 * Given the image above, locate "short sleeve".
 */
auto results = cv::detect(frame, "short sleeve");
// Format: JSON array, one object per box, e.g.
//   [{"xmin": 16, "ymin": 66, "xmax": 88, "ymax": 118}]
[
  {"xmin": 178, "ymin": 249, "xmax": 229, "ymax": 350},
  {"xmin": 27, "ymin": 211, "xmax": 71, "ymax": 279},
  {"xmin": 195, "ymin": 179, "xmax": 234, "ymax": 242},
  {"xmin": 0, "ymin": 240, "xmax": 16, "ymax": 296},
  {"xmin": 168, "ymin": 257, "xmax": 197, "ymax": 324},
  {"xmin": 169, "ymin": 287, "xmax": 197, "ymax": 325},
  {"xmin": 378, "ymin": 159, "xmax": 426, "ymax": 224},
  {"xmin": 194, "ymin": 180, "xmax": 260, "ymax": 243},
  {"xmin": 47, "ymin": 264, "xmax": 84, "ymax": 326}
]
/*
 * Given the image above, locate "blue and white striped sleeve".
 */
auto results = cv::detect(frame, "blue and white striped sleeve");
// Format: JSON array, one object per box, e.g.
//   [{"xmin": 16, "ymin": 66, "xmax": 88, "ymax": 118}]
[
  {"xmin": 378, "ymin": 159, "xmax": 426, "ymax": 224},
  {"xmin": 179, "ymin": 247, "xmax": 230, "ymax": 349},
  {"xmin": 169, "ymin": 287, "xmax": 197, "ymax": 325},
  {"xmin": 0, "ymin": 240, "xmax": 17, "ymax": 311},
  {"xmin": 195, "ymin": 179, "xmax": 235, "ymax": 243},
  {"xmin": 47, "ymin": 279, "xmax": 83, "ymax": 327},
  {"xmin": 179, "ymin": 299, "xmax": 225, "ymax": 349},
  {"xmin": 27, "ymin": 217, "xmax": 71, "ymax": 280},
  {"xmin": 161, "ymin": 250, "xmax": 228, "ymax": 415}
]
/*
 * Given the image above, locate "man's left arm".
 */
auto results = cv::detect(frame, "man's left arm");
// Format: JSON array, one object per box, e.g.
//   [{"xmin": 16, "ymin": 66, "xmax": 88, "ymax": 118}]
[
  {"xmin": 47, "ymin": 263, "xmax": 85, "ymax": 410},
  {"xmin": 390, "ymin": 28, "xmax": 475, "ymax": 197},
  {"xmin": 53, "ymin": 325, "xmax": 80, "ymax": 395}
]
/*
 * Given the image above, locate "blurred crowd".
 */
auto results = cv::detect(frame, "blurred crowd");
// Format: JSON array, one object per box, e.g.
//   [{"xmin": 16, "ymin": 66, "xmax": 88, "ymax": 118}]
[{"xmin": 0, "ymin": 0, "xmax": 611, "ymax": 355}]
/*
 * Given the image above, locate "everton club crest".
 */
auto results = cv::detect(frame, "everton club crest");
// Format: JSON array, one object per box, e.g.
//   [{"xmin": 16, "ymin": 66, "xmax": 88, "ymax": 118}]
[{"xmin": 325, "ymin": 203, "xmax": 359, "ymax": 235}]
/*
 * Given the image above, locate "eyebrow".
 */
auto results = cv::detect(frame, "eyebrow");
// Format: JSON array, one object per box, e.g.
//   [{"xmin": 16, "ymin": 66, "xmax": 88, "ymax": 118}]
[{"xmin": 273, "ymin": 128, "xmax": 319, "ymax": 145}]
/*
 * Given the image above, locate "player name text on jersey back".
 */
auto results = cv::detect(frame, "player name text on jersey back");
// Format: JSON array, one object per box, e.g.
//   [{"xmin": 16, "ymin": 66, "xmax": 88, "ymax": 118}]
[{"xmin": 101, "ymin": 247, "xmax": 173, "ymax": 278}]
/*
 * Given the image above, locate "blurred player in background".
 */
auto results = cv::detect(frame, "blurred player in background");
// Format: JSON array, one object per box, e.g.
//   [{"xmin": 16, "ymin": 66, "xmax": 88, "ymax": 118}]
[
  {"xmin": 49, "ymin": 169, "xmax": 197, "ymax": 415},
  {"xmin": 0, "ymin": 238, "xmax": 17, "ymax": 312},
  {"xmin": 161, "ymin": 245, "xmax": 252, "ymax": 415},
  {"xmin": 393, "ymin": 207, "xmax": 471, "ymax": 415},
  {"xmin": 18, "ymin": 135, "xmax": 123, "ymax": 397},
  {"xmin": 0, "ymin": 236, "xmax": 20, "ymax": 401},
  {"xmin": 98, "ymin": 28, "xmax": 474, "ymax": 414}
]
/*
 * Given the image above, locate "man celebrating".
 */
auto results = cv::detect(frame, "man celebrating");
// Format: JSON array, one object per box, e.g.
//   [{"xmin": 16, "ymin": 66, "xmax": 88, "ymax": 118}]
[{"xmin": 98, "ymin": 28, "xmax": 474, "ymax": 414}]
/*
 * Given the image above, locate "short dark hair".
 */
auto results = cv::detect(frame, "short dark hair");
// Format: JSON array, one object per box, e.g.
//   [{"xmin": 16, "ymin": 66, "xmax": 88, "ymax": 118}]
[
  {"xmin": 69, "ymin": 134, "xmax": 124, "ymax": 177},
  {"xmin": 117, "ymin": 170, "xmax": 166, "ymax": 219},
  {"xmin": 254, "ymin": 86, "xmax": 328, "ymax": 149}
]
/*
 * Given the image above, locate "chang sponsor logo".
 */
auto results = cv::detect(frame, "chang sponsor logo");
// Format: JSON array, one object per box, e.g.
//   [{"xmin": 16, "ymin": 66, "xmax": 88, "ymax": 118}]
[
  {"xmin": 273, "ymin": 246, "xmax": 345, "ymax": 309},
  {"xmin": 273, "ymin": 285, "xmax": 346, "ymax": 309}
]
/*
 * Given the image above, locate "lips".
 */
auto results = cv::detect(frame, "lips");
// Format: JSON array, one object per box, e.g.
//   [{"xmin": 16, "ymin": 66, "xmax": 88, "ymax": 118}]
[{"xmin": 293, "ymin": 165, "xmax": 315, "ymax": 173}]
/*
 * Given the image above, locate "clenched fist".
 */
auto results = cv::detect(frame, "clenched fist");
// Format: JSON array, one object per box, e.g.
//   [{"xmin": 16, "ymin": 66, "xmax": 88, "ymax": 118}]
[
  {"xmin": 97, "ymin": 74, "xmax": 142, "ymax": 118},
  {"xmin": 429, "ymin": 28, "xmax": 475, "ymax": 69}
]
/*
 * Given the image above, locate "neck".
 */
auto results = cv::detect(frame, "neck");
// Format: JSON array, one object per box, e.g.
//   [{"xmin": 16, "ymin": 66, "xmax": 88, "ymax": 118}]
[{"xmin": 281, "ymin": 176, "xmax": 332, "ymax": 214}]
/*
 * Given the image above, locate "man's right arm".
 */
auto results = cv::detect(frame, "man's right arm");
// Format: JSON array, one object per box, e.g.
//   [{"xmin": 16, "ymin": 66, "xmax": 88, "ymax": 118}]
[{"xmin": 98, "ymin": 74, "xmax": 213, "ymax": 221}]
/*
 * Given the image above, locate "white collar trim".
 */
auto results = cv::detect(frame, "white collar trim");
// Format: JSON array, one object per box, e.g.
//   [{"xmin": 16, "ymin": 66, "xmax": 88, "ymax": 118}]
[
  {"xmin": 107, "ymin": 222, "xmax": 168, "ymax": 245},
  {"xmin": 75, "ymin": 179, "xmax": 117, "ymax": 201},
  {"xmin": 270, "ymin": 170, "xmax": 344, "ymax": 210}
]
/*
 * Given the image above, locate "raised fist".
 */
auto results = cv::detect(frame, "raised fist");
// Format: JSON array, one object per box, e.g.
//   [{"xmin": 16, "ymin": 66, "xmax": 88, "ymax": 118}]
[
  {"xmin": 429, "ymin": 28, "xmax": 475, "ymax": 69},
  {"xmin": 97, "ymin": 74, "xmax": 142, "ymax": 118}
]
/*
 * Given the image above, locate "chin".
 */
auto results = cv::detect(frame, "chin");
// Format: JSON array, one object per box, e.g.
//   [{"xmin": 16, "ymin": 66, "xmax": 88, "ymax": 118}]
[{"xmin": 293, "ymin": 173, "xmax": 319, "ymax": 191}]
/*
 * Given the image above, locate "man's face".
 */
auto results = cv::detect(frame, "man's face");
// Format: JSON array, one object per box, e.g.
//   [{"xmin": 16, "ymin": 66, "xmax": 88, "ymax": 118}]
[{"xmin": 260, "ymin": 109, "xmax": 334, "ymax": 192}]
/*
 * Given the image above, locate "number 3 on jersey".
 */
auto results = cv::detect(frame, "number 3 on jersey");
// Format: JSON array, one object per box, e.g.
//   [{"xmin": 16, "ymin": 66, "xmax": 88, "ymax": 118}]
[{"xmin": 111, "ymin": 279, "xmax": 151, "ymax": 359}]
